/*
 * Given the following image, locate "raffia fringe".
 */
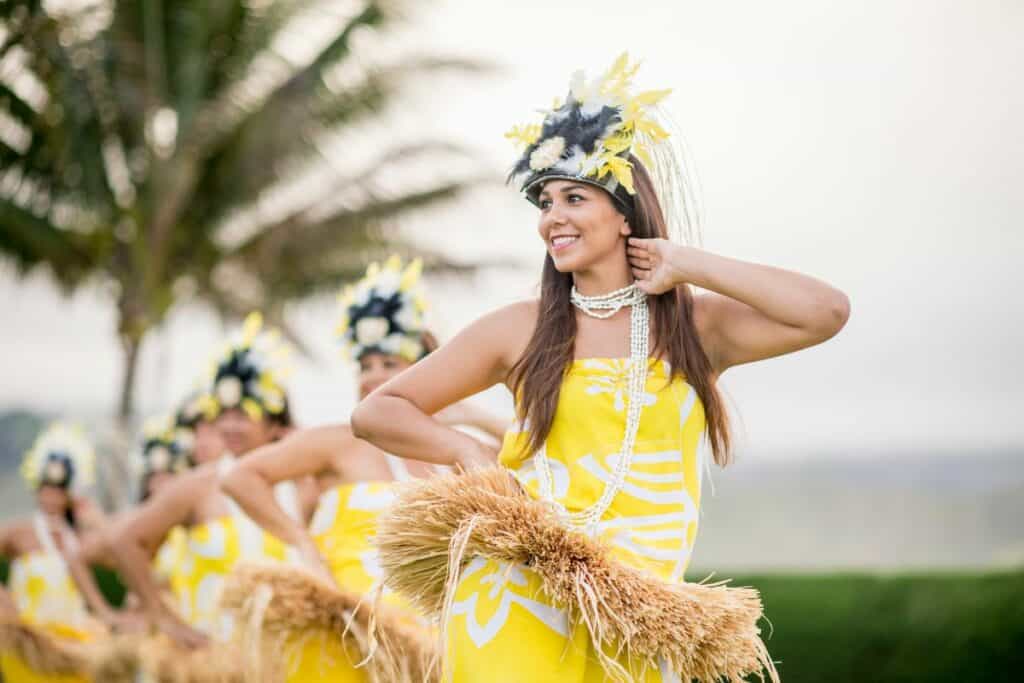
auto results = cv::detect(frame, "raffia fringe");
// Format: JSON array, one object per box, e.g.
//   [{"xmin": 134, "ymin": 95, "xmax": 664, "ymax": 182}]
[
  {"xmin": 220, "ymin": 562, "xmax": 438, "ymax": 683},
  {"xmin": 375, "ymin": 467, "xmax": 781, "ymax": 683},
  {"xmin": 0, "ymin": 618, "xmax": 157, "ymax": 683},
  {"xmin": 0, "ymin": 617, "xmax": 93, "ymax": 675}
]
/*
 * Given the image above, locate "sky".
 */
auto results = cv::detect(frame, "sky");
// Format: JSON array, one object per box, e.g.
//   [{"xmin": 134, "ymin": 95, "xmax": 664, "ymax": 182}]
[{"xmin": 1, "ymin": 0, "xmax": 1022, "ymax": 459}]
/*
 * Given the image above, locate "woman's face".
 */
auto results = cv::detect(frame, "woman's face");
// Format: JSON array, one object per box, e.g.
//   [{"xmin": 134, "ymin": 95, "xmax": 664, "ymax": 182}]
[
  {"xmin": 215, "ymin": 408, "xmax": 280, "ymax": 455},
  {"xmin": 145, "ymin": 472, "xmax": 175, "ymax": 499},
  {"xmin": 192, "ymin": 421, "xmax": 225, "ymax": 465},
  {"xmin": 358, "ymin": 352, "xmax": 412, "ymax": 400},
  {"xmin": 536, "ymin": 180, "xmax": 630, "ymax": 274},
  {"xmin": 36, "ymin": 484, "xmax": 71, "ymax": 516}
]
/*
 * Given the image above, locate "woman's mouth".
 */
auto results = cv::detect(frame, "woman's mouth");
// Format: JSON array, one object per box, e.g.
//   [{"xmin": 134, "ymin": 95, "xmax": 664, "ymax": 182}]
[{"xmin": 550, "ymin": 235, "xmax": 580, "ymax": 252}]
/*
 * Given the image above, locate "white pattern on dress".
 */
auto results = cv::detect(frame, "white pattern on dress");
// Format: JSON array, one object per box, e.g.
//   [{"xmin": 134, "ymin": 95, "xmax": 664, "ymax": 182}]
[{"xmin": 449, "ymin": 558, "xmax": 570, "ymax": 648}]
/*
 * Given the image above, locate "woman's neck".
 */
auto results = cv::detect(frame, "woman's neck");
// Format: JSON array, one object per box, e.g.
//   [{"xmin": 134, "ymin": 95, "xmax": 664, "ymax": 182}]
[{"xmin": 572, "ymin": 256, "xmax": 634, "ymax": 296}]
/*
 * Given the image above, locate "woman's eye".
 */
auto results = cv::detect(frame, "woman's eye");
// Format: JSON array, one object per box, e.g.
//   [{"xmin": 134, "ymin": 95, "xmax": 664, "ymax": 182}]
[
  {"xmin": 539, "ymin": 199, "xmax": 552, "ymax": 210},
  {"xmin": 567, "ymin": 193, "xmax": 583, "ymax": 203}
]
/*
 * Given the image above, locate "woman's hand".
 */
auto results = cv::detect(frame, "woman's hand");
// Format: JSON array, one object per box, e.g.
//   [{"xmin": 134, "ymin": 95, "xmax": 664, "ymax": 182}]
[
  {"xmin": 154, "ymin": 612, "xmax": 209, "ymax": 649},
  {"xmin": 101, "ymin": 609, "xmax": 148, "ymax": 634},
  {"xmin": 453, "ymin": 437, "xmax": 499, "ymax": 472},
  {"xmin": 627, "ymin": 237, "xmax": 689, "ymax": 295},
  {"xmin": 295, "ymin": 536, "xmax": 335, "ymax": 587}
]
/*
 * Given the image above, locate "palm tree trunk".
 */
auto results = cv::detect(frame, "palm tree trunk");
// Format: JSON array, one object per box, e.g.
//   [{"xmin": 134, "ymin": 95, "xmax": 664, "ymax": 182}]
[{"xmin": 104, "ymin": 328, "xmax": 145, "ymax": 511}]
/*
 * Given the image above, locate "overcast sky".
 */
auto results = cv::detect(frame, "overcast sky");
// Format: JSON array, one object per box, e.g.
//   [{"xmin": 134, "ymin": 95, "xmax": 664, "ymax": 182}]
[{"xmin": 1, "ymin": 0, "xmax": 1021, "ymax": 459}]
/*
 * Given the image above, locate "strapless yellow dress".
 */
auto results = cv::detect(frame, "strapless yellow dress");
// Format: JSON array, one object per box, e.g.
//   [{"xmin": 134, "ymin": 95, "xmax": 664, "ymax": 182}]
[{"xmin": 445, "ymin": 358, "xmax": 705, "ymax": 682}]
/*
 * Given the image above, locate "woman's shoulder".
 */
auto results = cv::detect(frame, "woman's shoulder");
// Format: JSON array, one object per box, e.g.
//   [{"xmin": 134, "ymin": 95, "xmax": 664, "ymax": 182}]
[
  {"xmin": 471, "ymin": 299, "xmax": 540, "ymax": 368},
  {"xmin": 482, "ymin": 298, "xmax": 540, "ymax": 324}
]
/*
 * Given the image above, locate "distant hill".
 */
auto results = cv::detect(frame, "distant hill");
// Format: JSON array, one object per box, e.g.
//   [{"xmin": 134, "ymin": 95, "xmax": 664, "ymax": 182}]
[
  {"xmin": 691, "ymin": 450, "xmax": 1024, "ymax": 572},
  {"xmin": 0, "ymin": 410, "xmax": 48, "ymax": 518}
]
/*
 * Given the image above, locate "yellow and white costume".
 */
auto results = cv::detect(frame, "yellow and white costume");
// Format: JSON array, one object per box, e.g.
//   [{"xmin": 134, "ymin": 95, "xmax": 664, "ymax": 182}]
[
  {"xmin": 1, "ymin": 516, "xmax": 94, "ymax": 683},
  {"xmin": 173, "ymin": 457, "xmax": 297, "ymax": 640},
  {"xmin": 3, "ymin": 423, "xmax": 98, "ymax": 682},
  {"xmin": 444, "ymin": 360, "xmax": 703, "ymax": 682},
  {"xmin": 283, "ymin": 455, "xmax": 422, "ymax": 682}
]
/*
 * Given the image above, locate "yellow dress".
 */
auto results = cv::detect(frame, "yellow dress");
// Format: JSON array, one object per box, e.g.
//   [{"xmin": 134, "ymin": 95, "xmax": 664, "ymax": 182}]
[
  {"xmin": 282, "ymin": 481, "xmax": 402, "ymax": 683},
  {"xmin": 177, "ymin": 514, "xmax": 287, "ymax": 640},
  {"xmin": 153, "ymin": 525, "xmax": 189, "ymax": 609},
  {"xmin": 1, "ymin": 517, "xmax": 94, "ymax": 683},
  {"xmin": 445, "ymin": 358, "xmax": 706, "ymax": 682},
  {"xmin": 171, "ymin": 456, "xmax": 297, "ymax": 639}
]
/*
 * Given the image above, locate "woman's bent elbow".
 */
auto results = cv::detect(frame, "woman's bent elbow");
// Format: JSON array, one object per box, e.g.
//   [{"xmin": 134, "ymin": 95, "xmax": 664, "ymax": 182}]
[
  {"xmin": 821, "ymin": 289, "xmax": 851, "ymax": 339},
  {"xmin": 350, "ymin": 400, "xmax": 375, "ymax": 441}
]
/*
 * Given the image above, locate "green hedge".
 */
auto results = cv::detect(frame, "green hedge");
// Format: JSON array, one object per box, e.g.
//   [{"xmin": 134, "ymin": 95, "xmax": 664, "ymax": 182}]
[
  {"xmin": 2, "ymin": 559, "xmax": 1022, "ymax": 681},
  {"xmin": 727, "ymin": 571, "xmax": 1024, "ymax": 682}
]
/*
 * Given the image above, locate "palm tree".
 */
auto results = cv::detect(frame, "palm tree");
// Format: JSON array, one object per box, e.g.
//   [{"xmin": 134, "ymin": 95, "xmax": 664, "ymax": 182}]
[{"xmin": 0, "ymin": 0, "xmax": 484, "ymax": 505}]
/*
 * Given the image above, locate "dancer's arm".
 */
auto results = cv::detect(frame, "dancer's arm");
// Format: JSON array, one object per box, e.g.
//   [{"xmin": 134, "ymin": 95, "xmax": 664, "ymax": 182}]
[
  {"xmin": 352, "ymin": 303, "xmax": 533, "ymax": 467},
  {"xmin": 108, "ymin": 469, "xmax": 210, "ymax": 647},
  {"xmin": 63, "ymin": 528, "xmax": 139, "ymax": 631},
  {"xmin": 627, "ymin": 239, "xmax": 850, "ymax": 373},
  {"xmin": 0, "ymin": 523, "xmax": 21, "ymax": 618},
  {"xmin": 221, "ymin": 426, "xmax": 352, "ymax": 581},
  {"xmin": 0, "ymin": 521, "xmax": 20, "ymax": 559},
  {"xmin": 435, "ymin": 402, "xmax": 510, "ymax": 443}
]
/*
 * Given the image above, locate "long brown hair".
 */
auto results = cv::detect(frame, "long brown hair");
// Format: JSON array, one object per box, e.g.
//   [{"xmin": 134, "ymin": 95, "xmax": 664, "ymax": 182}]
[{"xmin": 507, "ymin": 159, "xmax": 732, "ymax": 466}]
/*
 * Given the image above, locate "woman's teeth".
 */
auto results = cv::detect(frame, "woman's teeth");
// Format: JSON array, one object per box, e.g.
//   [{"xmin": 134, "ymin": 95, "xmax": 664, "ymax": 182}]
[{"xmin": 551, "ymin": 235, "xmax": 579, "ymax": 250}]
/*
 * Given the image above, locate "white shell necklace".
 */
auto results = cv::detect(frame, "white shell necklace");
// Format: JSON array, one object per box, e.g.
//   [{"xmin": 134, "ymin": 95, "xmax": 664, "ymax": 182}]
[{"xmin": 535, "ymin": 282, "xmax": 650, "ymax": 535}]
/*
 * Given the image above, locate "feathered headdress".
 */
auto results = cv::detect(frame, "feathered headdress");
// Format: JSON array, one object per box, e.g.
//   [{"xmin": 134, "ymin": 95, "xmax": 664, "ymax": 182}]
[
  {"xmin": 138, "ymin": 414, "xmax": 192, "ymax": 478},
  {"xmin": 203, "ymin": 312, "xmax": 292, "ymax": 422},
  {"xmin": 20, "ymin": 422, "xmax": 96, "ymax": 493},
  {"xmin": 507, "ymin": 53, "xmax": 673, "ymax": 213},
  {"xmin": 336, "ymin": 255, "xmax": 429, "ymax": 363}
]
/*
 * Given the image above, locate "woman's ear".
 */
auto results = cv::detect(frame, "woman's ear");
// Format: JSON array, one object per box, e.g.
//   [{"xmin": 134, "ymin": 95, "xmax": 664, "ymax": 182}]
[{"xmin": 620, "ymin": 216, "xmax": 632, "ymax": 237}]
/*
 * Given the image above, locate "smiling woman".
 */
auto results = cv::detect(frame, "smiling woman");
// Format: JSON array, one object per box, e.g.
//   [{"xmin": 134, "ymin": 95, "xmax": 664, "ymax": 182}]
[{"xmin": 349, "ymin": 52, "xmax": 848, "ymax": 682}]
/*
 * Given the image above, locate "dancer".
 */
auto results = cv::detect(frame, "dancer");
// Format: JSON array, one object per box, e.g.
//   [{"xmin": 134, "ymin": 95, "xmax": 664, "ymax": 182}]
[
  {"xmin": 0, "ymin": 423, "xmax": 108, "ymax": 682},
  {"xmin": 352, "ymin": 54, "xmax": 850, "ymax": 682},
  {"xmin": 108, "ymin": 313, "xmax": 308, "ymax": 651},
  {"xmin": 220, "ymin": 256, "xmax": 506, "ymax": 682}
]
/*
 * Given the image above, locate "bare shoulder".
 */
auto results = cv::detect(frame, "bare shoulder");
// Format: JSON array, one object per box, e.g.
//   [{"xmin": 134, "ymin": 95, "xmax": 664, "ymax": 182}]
[
  {"xmin": 0, "ymin": 518, "xmax": 34, "ymax": 555},
  {"xmin": 471, "ymin": 299, "xmax": 539, "ymax": 367}
]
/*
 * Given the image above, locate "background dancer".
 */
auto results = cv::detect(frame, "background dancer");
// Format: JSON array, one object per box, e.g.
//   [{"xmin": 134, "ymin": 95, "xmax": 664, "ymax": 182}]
[
  {"xmin": 0, "ymin": 423, "xmax": 111, "ymax": 682},
  {"xmin": 221, "ymin": 256, "xmax": 506, "ymax": 681},
  {"xmin": 107, "ymin": 313, "xmax": 309, "ymax": 649}
]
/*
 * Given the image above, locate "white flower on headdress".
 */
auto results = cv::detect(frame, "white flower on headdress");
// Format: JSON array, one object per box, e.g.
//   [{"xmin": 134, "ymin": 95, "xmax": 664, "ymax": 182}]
[
  {"xmin": 148, "ymin": 445, "xmax": 171, "ymax": 472},
  {"xmin": 174, "ymin": 427, "xmax": 195, "ymax": 454},
  {"xmin": 378, "ymin": 332, "xmax": 403, "ymax": 355},
  {"xmin": 529, "ymin": 136, "xmax": 566, "ymax": 171},
  {"xmin": 43, "ymin": 460, "xmax": 66, "ymax": 485},
  {"xmin": 393, "ymin": 303, "xmax": 420, "ymax": 332},
  {"xmin": 216, "ymin": 376, "xmax": 243, "ymax": 408},
  {"xmin": 374, "ymin": 270, "xmax": 401, "ymax": 298},
  {"xmin": 355, "ymin": 317, "xmax": 390, "ymax": 346}
]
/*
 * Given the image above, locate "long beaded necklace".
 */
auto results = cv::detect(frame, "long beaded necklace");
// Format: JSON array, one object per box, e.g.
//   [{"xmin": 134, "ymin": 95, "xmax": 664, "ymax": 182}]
[{"xmin": 535, "ymin": 283, "xmax": 650, "ymax": 535}]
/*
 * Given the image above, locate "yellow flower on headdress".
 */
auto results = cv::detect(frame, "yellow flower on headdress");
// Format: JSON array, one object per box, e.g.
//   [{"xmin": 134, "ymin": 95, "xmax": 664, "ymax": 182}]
[
  {"xmin": 337, "ymin": 255, "xmax": 428, "ymax": 363},
  {"xmin": 21, "ymin": 422, "xmax": 96, "ymax": 492}
]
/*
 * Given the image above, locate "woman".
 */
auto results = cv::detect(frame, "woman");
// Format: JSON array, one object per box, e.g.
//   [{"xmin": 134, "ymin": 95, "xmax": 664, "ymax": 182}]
[
  {"xmin": 220, "ymin": 256, "xmax": 506, "ymax": 682},
  {"xmin": 136, "ymin": 414, "xmax": 197, "ymax": 597},
  {"xmin": 0, "ymin": 423, "xmax": 110, "ymax": 682},
  {"xmin": 107, "ymin": 313, "xmax": 302, "ymax": 650},
  {"xmin": 352, "ymin": 54, "xmax": 850, "ymax": 682}
]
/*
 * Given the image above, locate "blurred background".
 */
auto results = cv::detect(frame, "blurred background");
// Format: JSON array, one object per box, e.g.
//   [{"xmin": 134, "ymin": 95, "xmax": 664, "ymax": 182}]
[{"xmin": 0, "ymin": 0, "xmax": 1021, "ymax": 680}]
